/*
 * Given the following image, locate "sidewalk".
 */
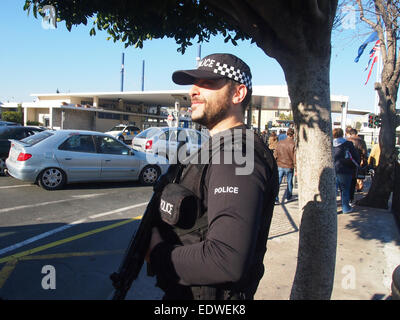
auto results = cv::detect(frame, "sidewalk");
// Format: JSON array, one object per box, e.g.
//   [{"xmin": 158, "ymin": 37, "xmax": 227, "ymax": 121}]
[{"xmin": 255, "ymin": 179, "xmax": 400, "ymax": 300}]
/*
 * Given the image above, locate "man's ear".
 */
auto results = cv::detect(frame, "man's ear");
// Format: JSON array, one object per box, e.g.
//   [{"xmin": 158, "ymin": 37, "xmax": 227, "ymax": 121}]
[{"xmin": 232, "ymin": 84, "xmax": 247, "ymax": 105}]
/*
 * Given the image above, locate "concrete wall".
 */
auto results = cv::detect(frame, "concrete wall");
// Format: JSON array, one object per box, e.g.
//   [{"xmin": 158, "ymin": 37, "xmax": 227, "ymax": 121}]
[
  {"xmin": 95, "ymin": 118, "xmax": 121, "ymax": 133},
  {"xmin": 25, "ymin": 107, "xmax": 50, "ymax": 125},
  {"xmin": 62, "ymin": 109, "xmax": 94, "ymax": 130}
]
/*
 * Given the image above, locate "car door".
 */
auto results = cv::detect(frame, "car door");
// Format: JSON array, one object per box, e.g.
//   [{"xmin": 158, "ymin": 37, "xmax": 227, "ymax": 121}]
[
  {"xmin": 95, "ymin": 135, "xmax": 140, "ymax": 180},
  {"xmin": 55, "ymin": 134, "xmax": 102, "ymax": 182}
]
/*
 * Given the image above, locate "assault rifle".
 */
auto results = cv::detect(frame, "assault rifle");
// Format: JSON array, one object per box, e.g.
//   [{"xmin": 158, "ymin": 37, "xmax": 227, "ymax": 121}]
[{"xmin": 110, "ymin": 143, "xmax": 186, "ymax": 300}]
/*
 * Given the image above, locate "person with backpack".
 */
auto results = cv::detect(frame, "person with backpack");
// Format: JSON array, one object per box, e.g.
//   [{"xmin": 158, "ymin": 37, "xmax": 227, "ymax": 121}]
[{"xmin": 333, "ymin": 128, "xmax": 360, "ymax": 214}]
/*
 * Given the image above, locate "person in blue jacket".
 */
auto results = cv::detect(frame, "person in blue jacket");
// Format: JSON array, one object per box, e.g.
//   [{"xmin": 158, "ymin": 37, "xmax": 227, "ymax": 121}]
[{"xmin": 332, "ymin": 128, "xmax": 360, "ymax": 213}]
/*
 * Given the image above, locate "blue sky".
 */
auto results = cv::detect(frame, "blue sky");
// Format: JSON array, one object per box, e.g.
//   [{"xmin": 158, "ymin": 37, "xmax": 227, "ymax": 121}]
[{"xmin": 1, "ymin": 0, "xmax": 380, "ymax": 113}]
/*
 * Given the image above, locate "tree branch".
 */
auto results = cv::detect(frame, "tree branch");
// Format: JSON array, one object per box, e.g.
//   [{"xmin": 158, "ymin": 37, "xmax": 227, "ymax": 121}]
[
  {"xmin": 205, "ymin": 0, "xmax": 284, "ymax": 59},
  {"xmin": 356, "ymin": 0, "xmax": 380, "ymax": 29},
  {"xmin": 356, "ymin": 0, "xmax": 387, "ymax": 63}
]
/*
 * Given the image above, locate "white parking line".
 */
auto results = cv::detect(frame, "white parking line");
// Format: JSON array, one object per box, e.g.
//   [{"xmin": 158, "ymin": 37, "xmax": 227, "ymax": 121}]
[
  {"xmin": 0, "ymin": 184, "xmax": 33, "ymax": 189},
  {"xmin": 0, "ymin": 202, "xmax": 148, "ymax": 256},
  {"xmin": 0, "ymin": 193, "xmax": 106, "ymax": 213},
  {"xmin": 88, "ymin": 202, "xmax": 149, "ymax": 219}
]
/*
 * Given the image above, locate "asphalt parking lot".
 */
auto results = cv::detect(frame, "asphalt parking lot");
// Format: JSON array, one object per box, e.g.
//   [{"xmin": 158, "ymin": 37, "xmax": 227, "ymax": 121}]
[{"xmin": 0, "ymin": 175, "xmax": 164, "ymax": 299}]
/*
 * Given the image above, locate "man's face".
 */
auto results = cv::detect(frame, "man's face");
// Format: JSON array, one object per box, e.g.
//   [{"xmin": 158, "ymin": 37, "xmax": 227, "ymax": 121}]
[{"xmin": 189, "ymin": 78, "xmax": 233, "ymax": 128}]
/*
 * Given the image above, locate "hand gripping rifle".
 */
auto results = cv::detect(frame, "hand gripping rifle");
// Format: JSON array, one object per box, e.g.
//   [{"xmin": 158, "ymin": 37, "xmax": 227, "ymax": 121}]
[{"xmin": 110, "ymin": 143, "xmax": 186, "ymax": 300}]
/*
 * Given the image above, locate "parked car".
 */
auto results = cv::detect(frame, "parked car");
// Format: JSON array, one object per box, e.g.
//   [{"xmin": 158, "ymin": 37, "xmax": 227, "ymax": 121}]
[
  {"xmin": 105, "ymin": 124, "xmax": 141, "ymax": 144},
  {"xmin": 0, "ymin": 126, "xmax": 45, "ymax": 175},
  {"xmin": 6, "ymin": 130, "xmax": 168, "ymax": 190},
  {"xmin": 132, "ymin": 127, "xmax": 209, "ymax": 160},
  {"xmin": 0, "ymin": 120, "xmax": 21, "ymax": 126}
]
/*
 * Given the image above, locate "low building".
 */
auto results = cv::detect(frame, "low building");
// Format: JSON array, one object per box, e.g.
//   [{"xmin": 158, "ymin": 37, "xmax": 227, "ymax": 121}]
[{"xmin": 1, "ymin": 85, "xmax": 352, "ymax": 133}]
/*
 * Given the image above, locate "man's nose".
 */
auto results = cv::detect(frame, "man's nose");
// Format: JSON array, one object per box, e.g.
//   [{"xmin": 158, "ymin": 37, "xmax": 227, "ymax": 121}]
[{"xmin": 189, "ymin": 84, "xmax": 200, "ymax": 98}]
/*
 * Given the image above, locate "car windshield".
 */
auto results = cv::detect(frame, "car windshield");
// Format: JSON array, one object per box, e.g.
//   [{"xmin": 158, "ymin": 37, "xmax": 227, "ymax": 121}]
[
  {"xmin": 20, "ymin": 131, "xmax": 53, "ymax": 145},
  {"xmin": 109, "ymin": 125, "xmax": 125, "ymax": 131},
  {"xmin": 135, "ymin": 127, "xmax": 166, "ymax": 139}
]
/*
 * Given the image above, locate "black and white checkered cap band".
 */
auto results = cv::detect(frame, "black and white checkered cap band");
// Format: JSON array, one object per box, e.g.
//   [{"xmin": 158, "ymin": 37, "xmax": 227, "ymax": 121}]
[{"xmin": 213, "ymin": 62, "xmax": 252, "ymax": 90}]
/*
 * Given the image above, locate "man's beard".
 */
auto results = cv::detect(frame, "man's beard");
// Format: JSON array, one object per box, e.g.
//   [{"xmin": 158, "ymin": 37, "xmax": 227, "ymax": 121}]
[{"xmin": 191, "ymin": 93, "xmax": 230, "ymax": 129}]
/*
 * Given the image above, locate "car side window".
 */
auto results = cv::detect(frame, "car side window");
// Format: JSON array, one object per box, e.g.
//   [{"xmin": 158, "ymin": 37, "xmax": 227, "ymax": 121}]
[
  {"xmin": 59, "ymin": 135, "xmax": 96, "ymax": 153},
  {"xmin": 159, "ymin": 130, "xmax": 169, "ymax": 141},
  {"xmin": 127, "ymin": 126, "xmax": 139, "ymax": 132},
  {"xmin": 96, "ymin": 136, "xmax": 130, "ymax": 155}
]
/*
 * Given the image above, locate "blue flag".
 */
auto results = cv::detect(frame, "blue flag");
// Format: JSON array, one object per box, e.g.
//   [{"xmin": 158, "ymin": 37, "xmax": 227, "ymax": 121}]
[{"xmin": 354, "ymin": 32, "xmax": 379, "ymax": 63}]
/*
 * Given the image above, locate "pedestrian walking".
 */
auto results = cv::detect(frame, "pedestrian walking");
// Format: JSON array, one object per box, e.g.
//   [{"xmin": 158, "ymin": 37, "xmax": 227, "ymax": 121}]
[
  {"xmin": 278, "ymin": 129, "xmax": 287, "ymax": 141},
  {"xmin": 274, "ymin": 127, "xmax": 296, "ymax": 204},
  {"xmin": 346, "ymin": 128, "xmax": 367, "ymax": 197},
  {"xmin": 268, "ymin": 131, "xmax": 278, "ymax": 153},
  {"xmin": 333, "ymin": 128, "xmax": 360, "ymax": 214},
  {"xmin": 368, "ymin": 142, "xmax": 381, "ymax": 170}
]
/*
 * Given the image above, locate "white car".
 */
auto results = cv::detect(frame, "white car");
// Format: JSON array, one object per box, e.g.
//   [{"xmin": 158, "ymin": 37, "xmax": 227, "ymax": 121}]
[
  {"xmin": 6, "ymin": 130, "xmax": 168, "ymax": 190},
  {"xmin": 105, "ymin": 124, "xmax": 141, "ymax": 144},
  {"xmin": 132, "ymin": 127, "xmax": 209, "ymax": 160}
]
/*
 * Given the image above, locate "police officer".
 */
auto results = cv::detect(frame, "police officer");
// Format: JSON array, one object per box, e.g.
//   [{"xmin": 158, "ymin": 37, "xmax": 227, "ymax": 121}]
[{"xmin": 145, "ymin": 53, "xmax": 278, "ymax": 300}]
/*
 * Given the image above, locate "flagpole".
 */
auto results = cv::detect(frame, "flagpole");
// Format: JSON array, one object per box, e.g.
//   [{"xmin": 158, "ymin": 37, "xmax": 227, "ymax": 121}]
[{"xmin": 374, "ymin": 49, "xmax": 380, "ymax": 115}]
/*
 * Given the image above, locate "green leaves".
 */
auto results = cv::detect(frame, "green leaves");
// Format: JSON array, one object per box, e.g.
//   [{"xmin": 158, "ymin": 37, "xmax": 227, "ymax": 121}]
[{"xmin": 22, "ymin": 0, "xmax": 250, "ymax": 53}]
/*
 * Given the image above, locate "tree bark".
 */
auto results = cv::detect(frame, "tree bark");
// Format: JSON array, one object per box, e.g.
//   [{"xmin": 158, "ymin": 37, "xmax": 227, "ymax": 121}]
[
  {"xmin": 357, "ymin": 84, "xmax": 398, "ymax": 209},
  {"xmin": 279, "ymin": 55, "xmax": 338, "ymax": 300}
]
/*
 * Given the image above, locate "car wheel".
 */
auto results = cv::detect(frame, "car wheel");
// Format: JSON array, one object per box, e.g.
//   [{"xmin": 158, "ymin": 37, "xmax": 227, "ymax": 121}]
[
  {"xmin": 139, "ymin": 165, "xmax": 160, "ymax": 186},
  {"xmin": 38, "ymin": 168, "xmax": 66, "ymax": 190}
]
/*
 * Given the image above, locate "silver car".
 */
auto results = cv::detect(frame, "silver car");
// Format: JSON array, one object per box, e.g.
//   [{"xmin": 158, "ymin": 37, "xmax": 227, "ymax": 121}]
[
  {"xmin": 6, "ymin": 130, "xmax": 169, "ymax": 190},
  {"xmin": 132, "ymin": 127, "xmax": 209, "ymax": 160}
]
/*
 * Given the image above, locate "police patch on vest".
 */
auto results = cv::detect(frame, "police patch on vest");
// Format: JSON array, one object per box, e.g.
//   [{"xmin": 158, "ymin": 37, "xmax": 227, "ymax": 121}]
[
  {"xmin": 160, "ymin": 183, "xmax": 199, "ymax": 228},
  {"xmin": 160, "ymin": 199, "xmax": 174, "ymax": 215},
  {"xmin": 214, "ymin": 186, "xmax": 239, "ymax": 195}
]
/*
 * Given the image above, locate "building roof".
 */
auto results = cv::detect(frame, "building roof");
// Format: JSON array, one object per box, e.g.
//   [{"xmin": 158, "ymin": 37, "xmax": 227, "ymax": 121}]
[{"xmin": 29, "ymin": 85, "xmax": 351, "ymax": 112}]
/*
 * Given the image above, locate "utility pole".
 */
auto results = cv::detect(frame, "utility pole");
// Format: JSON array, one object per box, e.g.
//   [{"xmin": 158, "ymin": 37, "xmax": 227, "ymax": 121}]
[
  {"xmin": 141, "ymin": 60, "xmax": 145, "ymax": 91},
  {"xmin": 196, "ymin": 44, "xmax": 202, "ymax": 67},
  {"xmin": 121, "ymin": 53, "xmax": 125, "ymax": 92}
]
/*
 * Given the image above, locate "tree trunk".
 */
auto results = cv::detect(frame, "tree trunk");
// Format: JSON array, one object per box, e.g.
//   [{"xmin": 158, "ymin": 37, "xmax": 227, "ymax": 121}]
[
  {"xmin": 392, "ymin": 161, "xmax": 400, "ymax": 226},
  {"xmin": 357, "ymin": 83, "xmax": 398, "ymax": 209},
  {"xmin": 281, "ymin": 55, "xmax": 338, "ymax": 300}
]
